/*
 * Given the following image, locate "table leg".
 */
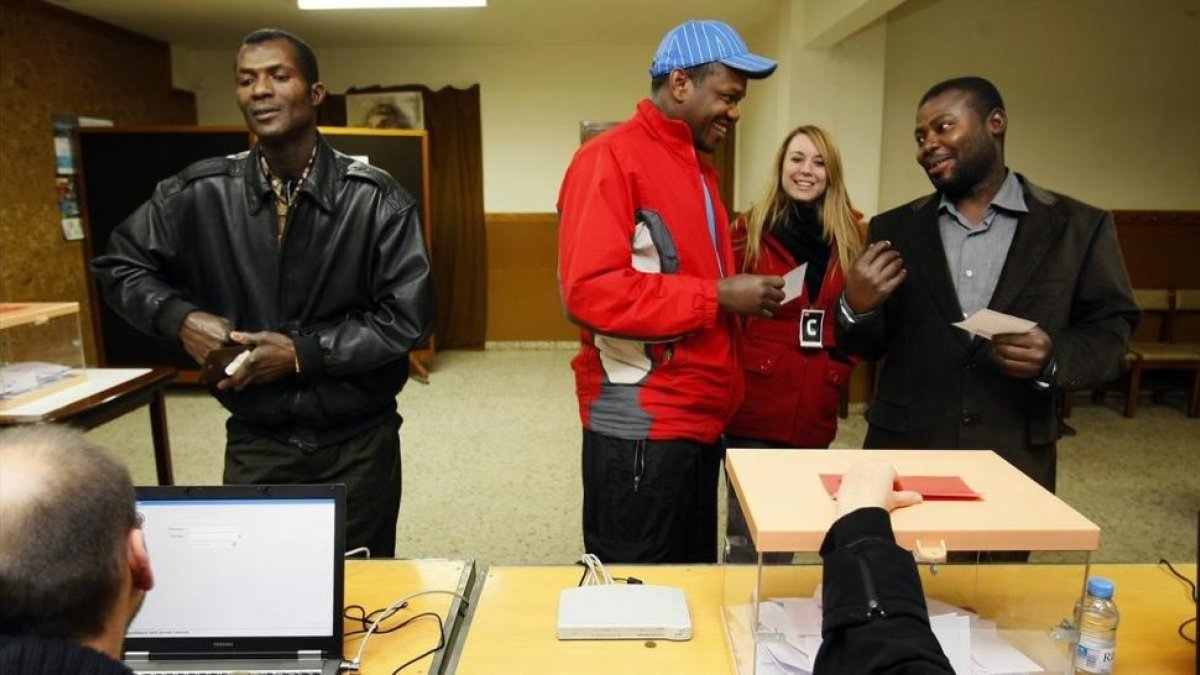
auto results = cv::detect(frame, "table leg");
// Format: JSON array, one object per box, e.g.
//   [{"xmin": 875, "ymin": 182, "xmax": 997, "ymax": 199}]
[{"xmin": 149, "ymin": 390, "xmax": 175, "ymax": 485}]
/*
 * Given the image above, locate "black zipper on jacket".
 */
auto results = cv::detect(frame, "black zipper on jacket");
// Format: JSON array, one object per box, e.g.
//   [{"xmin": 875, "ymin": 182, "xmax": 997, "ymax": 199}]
[{"xmin": 853, "ymin": 553, "xmax": 887, "ymax": 619}]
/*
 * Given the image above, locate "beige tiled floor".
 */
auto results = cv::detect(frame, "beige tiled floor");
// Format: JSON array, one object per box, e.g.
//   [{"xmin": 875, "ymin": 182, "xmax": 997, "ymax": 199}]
[{"xmin": 88, "ymin": 348, "xmax": 1199, "ymax": 566}]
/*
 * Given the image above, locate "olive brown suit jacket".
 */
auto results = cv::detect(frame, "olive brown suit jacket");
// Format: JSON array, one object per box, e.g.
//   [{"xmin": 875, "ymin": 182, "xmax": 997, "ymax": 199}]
[{"xmin": 836, "ymin": 174, "xmax": 1139, "ymax": 491}]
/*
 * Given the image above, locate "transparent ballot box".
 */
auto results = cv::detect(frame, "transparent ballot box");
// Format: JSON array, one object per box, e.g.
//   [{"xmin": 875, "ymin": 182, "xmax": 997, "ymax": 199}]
[
  {"xmin": 723, "ymin": 449, "xmax": 1099, "ymax": 675},
  {"xmin": 1, "ymin": 302, "xmax": 86, "ymax": 409}
]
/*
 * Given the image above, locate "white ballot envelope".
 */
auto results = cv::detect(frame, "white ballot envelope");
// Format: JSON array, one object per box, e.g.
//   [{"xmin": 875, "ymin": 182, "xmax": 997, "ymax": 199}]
[
  {"xmin": 953, "ymin": 309, "xmax": 1036, "ymax": 340},
  {"xmin": 781, "ymin": 263, "xmax": 809, "ymax": 305}
]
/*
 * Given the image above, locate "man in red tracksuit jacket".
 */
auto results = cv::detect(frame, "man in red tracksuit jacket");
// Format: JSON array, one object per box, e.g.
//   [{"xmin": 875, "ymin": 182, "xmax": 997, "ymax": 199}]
[{"xmin": 557, "ymin": 20, "xmax": 784, "ymax": 563}]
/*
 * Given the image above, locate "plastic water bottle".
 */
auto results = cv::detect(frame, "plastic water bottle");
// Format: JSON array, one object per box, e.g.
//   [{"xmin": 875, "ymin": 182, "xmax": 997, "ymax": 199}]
[{"xmin": 1074, "ymin": 576, "xmax": 1119, "ymax": 674}]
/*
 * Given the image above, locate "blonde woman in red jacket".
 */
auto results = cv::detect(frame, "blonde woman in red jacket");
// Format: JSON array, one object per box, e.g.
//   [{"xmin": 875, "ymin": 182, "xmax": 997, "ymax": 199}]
[{"xmin": 725, "ymin": 126, "xmax": 864, "ymax": 561}]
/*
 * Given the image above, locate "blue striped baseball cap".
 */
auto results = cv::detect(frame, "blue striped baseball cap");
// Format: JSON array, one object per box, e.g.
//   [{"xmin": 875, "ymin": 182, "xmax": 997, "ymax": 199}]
[{"xmin": 650, "ymin": 20, "xmax": 776, "ymax": 79}]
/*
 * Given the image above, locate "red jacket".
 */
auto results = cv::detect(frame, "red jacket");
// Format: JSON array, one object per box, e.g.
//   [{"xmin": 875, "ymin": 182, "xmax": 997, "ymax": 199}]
[
  {"xmin": 557, "ymin": 99, "xmax": 741, "ymax": 443},
  {"xmin": 725, "ymin": 217, "xmax": 856, "ymax": 447}
]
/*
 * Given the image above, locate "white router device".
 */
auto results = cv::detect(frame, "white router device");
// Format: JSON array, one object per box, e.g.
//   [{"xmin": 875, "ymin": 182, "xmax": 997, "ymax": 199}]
[{"xmin": 555, "ymin": 584, "xmax": 693, "ymax": 641}]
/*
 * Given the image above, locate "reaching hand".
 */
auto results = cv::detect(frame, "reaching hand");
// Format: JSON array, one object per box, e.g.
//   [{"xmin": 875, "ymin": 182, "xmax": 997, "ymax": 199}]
[
  {"xmin": 217, "ymin": 330, "xmax": 297, "ymax": 391},
  {"xmin": 178, "ymin": 311, "xmax": 232, "ymax": 365},
  {"xmin": 717, "ymin": 274, "xmax": 786, "ymax": 318},
  {"xmin": 844, "ymin": 240, "xmax": 907, "ymax": 314},
  {"xmin": 992, "ymin": 326, "xmax": 1053, "ymax": 379},
  {"xmin": 836, "ymin": 462, "xmax": 923, "ymax": 518}
]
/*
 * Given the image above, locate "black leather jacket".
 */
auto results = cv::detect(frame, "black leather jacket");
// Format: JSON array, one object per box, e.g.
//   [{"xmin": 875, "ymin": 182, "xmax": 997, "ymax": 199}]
[{"xmin": 92, "ymin": 134, "xmax": 434, "ymax": 448}]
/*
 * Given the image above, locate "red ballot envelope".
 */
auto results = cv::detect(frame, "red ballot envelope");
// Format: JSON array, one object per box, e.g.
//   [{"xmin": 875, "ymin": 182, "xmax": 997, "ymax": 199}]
[
  {"xmin": 820, "ymin": 473, "xmax": 982, "ymax": 500},
  {"xmin": 895, "ymin": 475, "xmax": 981, "ymax": 499}
]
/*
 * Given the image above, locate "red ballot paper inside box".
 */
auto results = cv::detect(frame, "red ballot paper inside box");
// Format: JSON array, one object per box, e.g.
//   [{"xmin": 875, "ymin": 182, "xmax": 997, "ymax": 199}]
[{"xmin": 820, "ymin": 473, "xmax": 982, "ymax": 500}]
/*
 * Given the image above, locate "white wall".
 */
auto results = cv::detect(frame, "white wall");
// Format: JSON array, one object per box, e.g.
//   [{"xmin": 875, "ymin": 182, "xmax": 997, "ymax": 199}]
[
  {"xmin": 879, "ymin": 0, "xmax": 1200, "ymax": 211},
  {"xmin": 176, "ymin": 0, "xmax": 1200, "ymax": 215},
  {"xmin": 734, "ymin": 14, "xmax": 789, "ymax": 215},
  {"xmin": 735, "ymin": 0, "xmax": 889, "ymax": 217},
  {"xmin": 178, "ymin": 43, "xmax": 653, "ymax": 212}
]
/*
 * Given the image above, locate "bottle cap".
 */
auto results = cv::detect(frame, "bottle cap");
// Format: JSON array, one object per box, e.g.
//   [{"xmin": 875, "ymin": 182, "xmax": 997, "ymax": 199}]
[{"xmin": 1087, "ymin": 576, "xmax": 1114, "ymax": 599}]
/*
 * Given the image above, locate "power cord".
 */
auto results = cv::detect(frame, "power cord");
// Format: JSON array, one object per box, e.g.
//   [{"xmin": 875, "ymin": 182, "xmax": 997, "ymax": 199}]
[
  {"xmin": 344, "ymin": 547, "xmax": 371, "ymax": 558},
  {"xmin": 387, "ymin": 613, "xmax": 444, "ymax": 674},
  {"xmin": 577, "ymin": 553, "xmax": 613, "ymax": 586},
  {"xmin": 574, "ymin": 554, "xmax": 643, "ymax": 587},
  {"xmin": 343, "ymin": 603, "xmax": 410, "ymax": 637},
  {"xmin": 340, "ymin": 589, "xmax": 469, "ymax": 671},
  {"xmin": 1158, "ymin": 558, "xmax": 1197, "ymax": 644}
]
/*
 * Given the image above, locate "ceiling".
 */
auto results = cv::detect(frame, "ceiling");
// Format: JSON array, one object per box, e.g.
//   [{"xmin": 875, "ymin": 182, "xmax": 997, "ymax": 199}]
[{"xmin": 45, "ymin": 0, "xmax": 782, "ymax": 50}]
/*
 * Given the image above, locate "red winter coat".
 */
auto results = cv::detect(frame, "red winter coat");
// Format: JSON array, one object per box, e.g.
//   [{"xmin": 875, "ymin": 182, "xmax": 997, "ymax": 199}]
[
  {"xmin": 557, "ymin": 100, "xmax": 741, "ymax": 444},
  {"xmin": 725, "ymin": 217, "xmax": 857, "ymax": 447}
]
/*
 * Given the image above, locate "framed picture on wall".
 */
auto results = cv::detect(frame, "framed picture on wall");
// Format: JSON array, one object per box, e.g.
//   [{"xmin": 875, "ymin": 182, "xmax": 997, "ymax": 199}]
[
  {"xmin": 579, "ymin": 121, "xmax": 618, "ymax": 145},
  {"xmin": 345, "ymin": 90, "xmax": 425, "ymax": 130}
]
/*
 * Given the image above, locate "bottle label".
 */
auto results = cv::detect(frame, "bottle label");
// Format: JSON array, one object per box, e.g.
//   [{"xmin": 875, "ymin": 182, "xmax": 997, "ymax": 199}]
[{"xmin": 1075, "ymin": 636, "xmax": 1115, "ymax": 674}]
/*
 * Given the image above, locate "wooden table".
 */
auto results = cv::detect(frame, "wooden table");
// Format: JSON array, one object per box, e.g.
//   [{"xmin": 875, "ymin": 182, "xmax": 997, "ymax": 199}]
[
  {"xmin": 0, "ymin": 367, "xmax": 177, "ymax": 484},
  {"xmin": 450, "ymin": 563, "xmax": 1196, "ymax": 675},
  {"xmin": 450, "ymin": 565, "xmax": 729, "ymax": 674},
  {"xmin": 345, "ymin": 559, "xmax": 474, "ymax": 675}
]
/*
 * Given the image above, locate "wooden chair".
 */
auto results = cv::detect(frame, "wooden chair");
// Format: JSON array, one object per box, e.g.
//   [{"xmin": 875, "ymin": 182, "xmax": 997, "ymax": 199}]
[
  {"xmin": 1172, "ymin": 288, "xmax": 1200, "ymax": 416},
  {"xmin": 1173, "ymin": 289, "xmax": 1200, "ymax": 351},
  {"xmin": 1124, "ymin": 289, "xmax": 1200, "ymax": 417}
]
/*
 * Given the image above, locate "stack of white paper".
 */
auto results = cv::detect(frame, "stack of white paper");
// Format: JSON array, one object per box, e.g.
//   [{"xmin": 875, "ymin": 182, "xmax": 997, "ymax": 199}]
[
  {"xmin": 0, "ymin": 362, "xmax": 73, "ymax": 399},
  {"xmin": 744, "ymin": 592, "xmax": 1045, "ymax": 675}
]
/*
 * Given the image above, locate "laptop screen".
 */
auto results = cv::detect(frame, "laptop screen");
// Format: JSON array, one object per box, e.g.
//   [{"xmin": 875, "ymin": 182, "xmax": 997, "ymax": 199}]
[{"xmin": 125, "ymin": 485, "xmax": 345, "ymax": 658}]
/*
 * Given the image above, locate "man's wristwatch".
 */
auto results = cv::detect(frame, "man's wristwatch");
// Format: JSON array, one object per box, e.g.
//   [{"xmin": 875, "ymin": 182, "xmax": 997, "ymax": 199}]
[{"xmin": 838, "ymin": 293, "xmax": 877, "ymax": 325}]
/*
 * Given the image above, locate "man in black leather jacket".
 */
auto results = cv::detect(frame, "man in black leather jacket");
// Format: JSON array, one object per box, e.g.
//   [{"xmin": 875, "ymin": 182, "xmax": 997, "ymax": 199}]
[{"xmin": 91, "ymin": 28, "xmax": 433, "ymax": 557}]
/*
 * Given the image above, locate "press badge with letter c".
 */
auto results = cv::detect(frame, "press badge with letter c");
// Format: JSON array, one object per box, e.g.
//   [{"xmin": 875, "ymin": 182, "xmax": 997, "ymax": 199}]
[{"xmin": 800, "ymin": 309, "xmax": 825, "ymax": 349}]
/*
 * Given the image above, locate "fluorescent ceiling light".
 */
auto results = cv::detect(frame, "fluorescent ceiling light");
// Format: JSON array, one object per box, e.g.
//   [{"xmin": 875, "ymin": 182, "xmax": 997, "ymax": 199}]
[{"xmin": 299, "ymin": 0, "xmax": 486, "ymax": 8}]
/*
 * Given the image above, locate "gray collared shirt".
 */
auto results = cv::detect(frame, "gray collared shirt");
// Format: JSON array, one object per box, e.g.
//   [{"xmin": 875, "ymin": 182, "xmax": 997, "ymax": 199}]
[{"xmin": 938, "ymin": 169, "xmax": 1028, "ymax": 318}]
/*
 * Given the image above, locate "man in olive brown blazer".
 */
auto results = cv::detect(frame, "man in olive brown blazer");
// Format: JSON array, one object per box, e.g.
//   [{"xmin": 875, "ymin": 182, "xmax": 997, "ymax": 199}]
[{"xmin": 836, "ymin": 76, "xmax": 1139, "ymax": 491}]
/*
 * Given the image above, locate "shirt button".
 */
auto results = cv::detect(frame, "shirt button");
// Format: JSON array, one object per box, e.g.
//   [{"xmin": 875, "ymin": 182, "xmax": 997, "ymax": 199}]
[
  {"xmin": 965, "ymin": 269, "xmax": 974, "ymax": 277},
  {"xmin": 960, "ymin": 412, "xmax": 975, "ymax": 425}
]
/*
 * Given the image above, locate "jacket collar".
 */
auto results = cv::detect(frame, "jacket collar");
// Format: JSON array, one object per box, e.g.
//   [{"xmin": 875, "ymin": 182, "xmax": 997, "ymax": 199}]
[
  {"xmin": 905, "ymin": 172, "xmax": 1063, "ymax": 350},
  {"xmin": 936, "ymin": 169, "xmax": 1028, "ymax": 224},
  {"xmin": 243, "ymin": 131, "xmax": 338, "ymax": 215},
  {"xmin": 905, "ymin": 193, "xmax": 970, "ymax": 349},
  {"xmin": 762, "ymin": 226, "xmax": 844, "ymax": 308},
  {"xmin": 635, "ymin": 99, "xmax": 710, "ymax": 172},
  {"xmin": 987, "ymin": 175, "xmax": 1063, "ymax": 314}
]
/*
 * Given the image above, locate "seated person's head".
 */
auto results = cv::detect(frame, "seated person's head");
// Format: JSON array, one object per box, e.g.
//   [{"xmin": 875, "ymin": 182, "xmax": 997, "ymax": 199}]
[{"xmin": 0, "ymin": 426, "xmax": 153, "ymax": 658}]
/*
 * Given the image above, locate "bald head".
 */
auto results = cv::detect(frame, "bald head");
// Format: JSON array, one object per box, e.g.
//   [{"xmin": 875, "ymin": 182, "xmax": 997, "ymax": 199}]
[
  {"xmin": 0, "ymin": 425, "xmax": 139, "ymax": 642},
  {"xmin": 0, "ymin": 430, "xmax": 60, "ymax": 512}
]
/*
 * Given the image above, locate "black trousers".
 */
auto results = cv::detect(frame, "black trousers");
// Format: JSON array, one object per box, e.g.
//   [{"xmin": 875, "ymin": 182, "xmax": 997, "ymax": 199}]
[
  {"xmin": 224, "ymin": 415, "xmax": 402, "ymax": 557},
  {"xmin": 581, "ymin": 429, "xmax": 722, "ymax": 563}
]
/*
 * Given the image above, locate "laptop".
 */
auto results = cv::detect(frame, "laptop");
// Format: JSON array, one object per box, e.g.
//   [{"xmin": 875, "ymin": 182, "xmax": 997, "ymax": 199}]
[{"xmin": 123, "ymin": 484, "xmax": 346, "ymax": 675}]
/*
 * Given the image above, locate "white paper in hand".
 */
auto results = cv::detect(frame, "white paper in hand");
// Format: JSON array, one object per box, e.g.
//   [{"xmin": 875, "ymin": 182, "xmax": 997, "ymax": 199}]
[
  {"xmin": 953, "ymin": 309, "xmax": 1036, "ymax": 340},
  {"xmin": 781, "ymin": 263, "xmax": 809, "ymax": 305},
  {"xmin": 224, "ymin": 350, "xmax": 251, "ymax": 376}
]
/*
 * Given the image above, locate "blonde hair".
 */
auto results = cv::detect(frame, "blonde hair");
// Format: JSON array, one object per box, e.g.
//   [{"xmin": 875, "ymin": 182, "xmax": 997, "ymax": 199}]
[{"xmin": 741, "ymin": 125, "xmax": 864, "ymax": 272}]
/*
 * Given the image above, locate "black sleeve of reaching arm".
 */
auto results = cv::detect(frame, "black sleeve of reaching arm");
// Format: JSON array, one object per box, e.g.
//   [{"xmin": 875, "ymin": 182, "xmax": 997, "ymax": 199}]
[{"xmin": 813, "ymin": 508, "xmax": 955, "ymax": 675}]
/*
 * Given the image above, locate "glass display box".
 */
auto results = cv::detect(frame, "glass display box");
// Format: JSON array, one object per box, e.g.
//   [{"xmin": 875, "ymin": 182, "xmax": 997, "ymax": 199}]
[
  {"xmin": 723, "ymin": 448, "xmax": 1099, "ymax": 675},
  {"xmin": 0, "ymin": 302, "xmax": 86, "ymax": 410}
]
